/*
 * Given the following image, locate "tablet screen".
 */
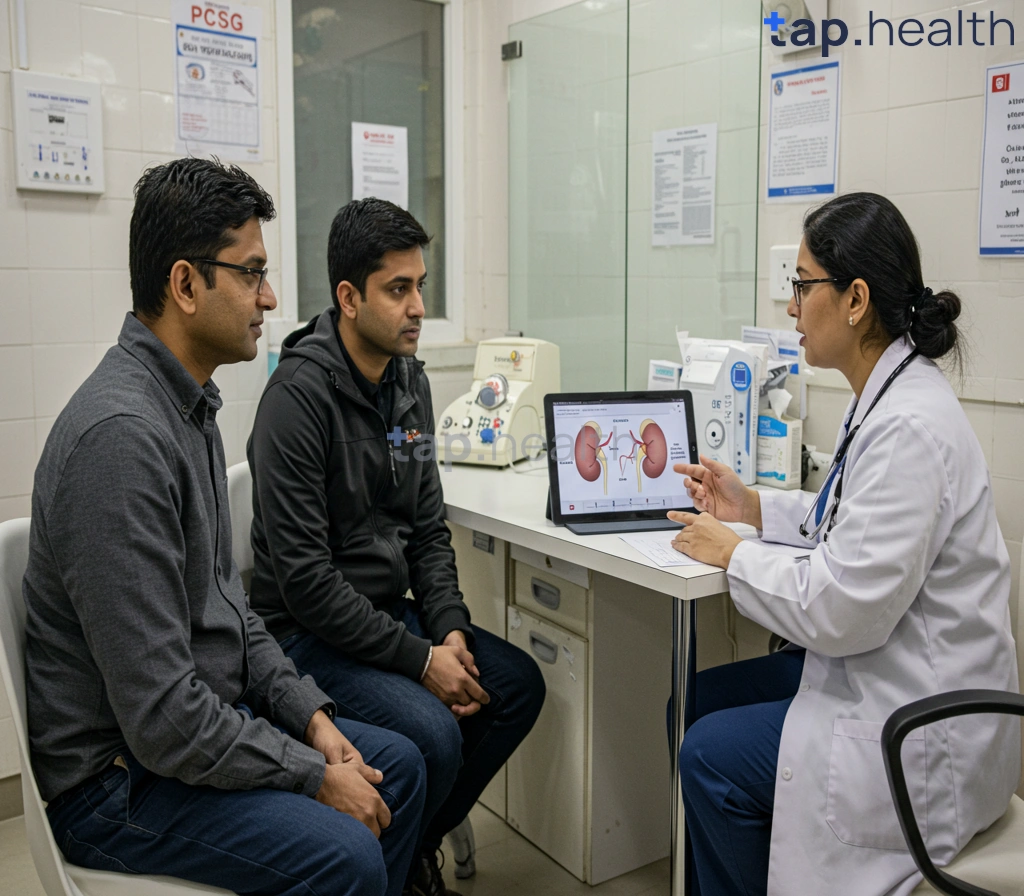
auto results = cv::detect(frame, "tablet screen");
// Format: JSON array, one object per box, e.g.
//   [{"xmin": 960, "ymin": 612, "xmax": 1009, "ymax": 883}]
[{"xmin": 545, "ymin": 391, "xmax": 698, "ymax": 523}]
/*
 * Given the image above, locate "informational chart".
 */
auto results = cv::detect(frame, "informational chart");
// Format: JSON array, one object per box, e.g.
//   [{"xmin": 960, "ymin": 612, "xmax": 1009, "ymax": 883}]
[{"xmin": 572, "ymin": 418, "xmax": 669, "ymax": 495}]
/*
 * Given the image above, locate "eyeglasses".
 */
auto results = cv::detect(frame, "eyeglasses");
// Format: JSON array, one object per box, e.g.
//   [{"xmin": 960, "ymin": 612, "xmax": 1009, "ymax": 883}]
[
  {"xmin": 791, "ymin": 276, "xmax": 844, "ymax": 307},
  {"xmin": 192, "ymin": 258, "xmax": 269, "ymax": 295}
]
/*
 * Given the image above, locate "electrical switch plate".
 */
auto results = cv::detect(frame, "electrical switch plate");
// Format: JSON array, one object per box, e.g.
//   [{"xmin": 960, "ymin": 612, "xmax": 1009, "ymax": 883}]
[{"xmin": 770, "ymin": 244, "xmax": 799, "ymax": 301}]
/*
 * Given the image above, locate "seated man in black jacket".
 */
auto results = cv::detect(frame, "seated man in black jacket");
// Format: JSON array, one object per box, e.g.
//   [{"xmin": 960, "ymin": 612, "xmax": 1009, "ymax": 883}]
[{"xmin": 247, "ymin": 198, "xmax": 545, "ymax": 896}]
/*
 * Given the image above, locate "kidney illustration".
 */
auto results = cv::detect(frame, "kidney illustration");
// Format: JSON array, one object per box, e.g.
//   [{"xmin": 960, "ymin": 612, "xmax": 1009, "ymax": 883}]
[
  {"xmin": 575, "ymin": 421, "xmax": 608, "ymax": 494},
  {"xmin": 635, "ymin": 418, "xmax": 668, "ymax": 492}
]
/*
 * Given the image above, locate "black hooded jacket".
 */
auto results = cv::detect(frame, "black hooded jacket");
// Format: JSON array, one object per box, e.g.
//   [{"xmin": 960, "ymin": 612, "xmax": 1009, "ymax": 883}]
[{"xmin": 246, "ymin": 308, "xmax": 471, "ymax": 680}]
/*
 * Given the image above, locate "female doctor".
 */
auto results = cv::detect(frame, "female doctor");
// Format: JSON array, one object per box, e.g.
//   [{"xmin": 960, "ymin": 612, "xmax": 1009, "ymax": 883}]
[{"xmin": 668, "ymin": 192, "xmax": 1020, "ymax": 896}]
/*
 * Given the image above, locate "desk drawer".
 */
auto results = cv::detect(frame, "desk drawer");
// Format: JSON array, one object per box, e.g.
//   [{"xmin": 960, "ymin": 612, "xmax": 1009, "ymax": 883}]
[{"xmin": 512, "ymin": 561, "xmax": 588, "ymax": 637}]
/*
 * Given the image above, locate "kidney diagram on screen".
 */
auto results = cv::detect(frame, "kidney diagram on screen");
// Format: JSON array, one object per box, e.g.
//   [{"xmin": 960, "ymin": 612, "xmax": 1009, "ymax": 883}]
[{"xmin": 573, "ymin": 419, "xmax": 668, "ymax": 495}]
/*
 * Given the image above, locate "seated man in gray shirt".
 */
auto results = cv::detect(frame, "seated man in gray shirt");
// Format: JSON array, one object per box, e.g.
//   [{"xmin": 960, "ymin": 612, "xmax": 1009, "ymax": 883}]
[{"xmin": 23, "ymin": 158, "xmax": 425, "ymax": 896}]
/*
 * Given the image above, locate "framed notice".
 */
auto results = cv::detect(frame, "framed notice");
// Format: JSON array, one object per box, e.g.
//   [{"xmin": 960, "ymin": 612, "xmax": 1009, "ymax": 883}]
[
  {"xmin": 766, "ymin": 59, "xmax": 840, "ymax": 202},
  {"xmin": 980, "ymin": 61, "xmax": 1024, "ymax": 255}
]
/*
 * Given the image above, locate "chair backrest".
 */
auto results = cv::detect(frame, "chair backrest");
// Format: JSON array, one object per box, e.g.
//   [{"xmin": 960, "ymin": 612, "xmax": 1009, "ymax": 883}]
[
  {"xmin": 226, "ymin": 462, "xmax": 255, "ymax": 592},
  {"xmin": 0, "ymin": 518, "xmax": 77, "ymax": 896}
]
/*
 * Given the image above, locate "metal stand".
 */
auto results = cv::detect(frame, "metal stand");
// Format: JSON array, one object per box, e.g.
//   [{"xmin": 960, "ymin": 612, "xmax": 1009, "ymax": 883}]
[{"xmin": 670, "ymin": 598, "xmax": 691, "ymax": 896}]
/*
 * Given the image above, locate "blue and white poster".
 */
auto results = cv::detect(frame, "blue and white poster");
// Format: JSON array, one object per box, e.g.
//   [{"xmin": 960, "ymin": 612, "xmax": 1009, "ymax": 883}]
[
  {"xmin": 766, "ymin": 60, "xmax": 840, "ymax": 202},
  {"xmin": 173, "ymin": 0, "xmax": 262, "ymax": 161},
  {"xmin": 979, "ymin": 60, "xmax": 1024, "ymax": 255}
]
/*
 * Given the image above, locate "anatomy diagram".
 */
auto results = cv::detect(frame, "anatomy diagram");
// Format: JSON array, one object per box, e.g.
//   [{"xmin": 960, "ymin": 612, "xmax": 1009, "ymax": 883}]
[{"xmin": 573, "ymin": 420, "xmax": 668, "ymax": 494}]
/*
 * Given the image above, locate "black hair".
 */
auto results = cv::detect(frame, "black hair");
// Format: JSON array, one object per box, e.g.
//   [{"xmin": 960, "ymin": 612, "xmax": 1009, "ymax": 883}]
[
  {"xmin": 802, "ymin": 192, "xmax": 962, "ymax": 369},
  {"xmin": 327, "ymin": 198, "xmax": 430, "ymax": 311},
  {"xmin": 130, "ymin": 158, "xmax": 276, "ymax": 319}
]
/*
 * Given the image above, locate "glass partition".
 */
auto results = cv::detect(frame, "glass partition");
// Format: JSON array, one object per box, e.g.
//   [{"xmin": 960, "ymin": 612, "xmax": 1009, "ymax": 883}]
[
  {"xmin": 508, "ymin": 0, "xmax": 762, "ymax": 391},
  {"xmin": 508, "ymin": 1, "xmax": 629, "ymax": 392}
]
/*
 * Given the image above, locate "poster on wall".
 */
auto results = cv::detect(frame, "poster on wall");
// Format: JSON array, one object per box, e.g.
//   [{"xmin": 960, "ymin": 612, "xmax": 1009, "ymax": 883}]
[
  {"xmin": 980, "ymin": 61, "xmax": 1024, "ymax": 255},
  {"xmin": 652, "ymin": 124, "xmax": 718, "ymax": 247},
  {"xmin": 766, "ymin": 59, "xmax": 840, "ymax": 202},
  {"xmin": 351, "ymin": 123, "xmax": 409, "ymax": 209},
  {"xmin": 172, "ymin": 0, "xmax": 262, "ymax": 161}
]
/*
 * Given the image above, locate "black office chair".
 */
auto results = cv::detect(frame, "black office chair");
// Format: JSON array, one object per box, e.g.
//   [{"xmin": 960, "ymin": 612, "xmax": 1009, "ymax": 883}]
[{"xmin": 883, "ymin": 690, "xmax": 1024, "ymax": 896}]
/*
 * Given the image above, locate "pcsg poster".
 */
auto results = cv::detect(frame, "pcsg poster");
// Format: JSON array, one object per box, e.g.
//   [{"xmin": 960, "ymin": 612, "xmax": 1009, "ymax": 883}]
[
  {"xmin": 173, "ymin": 1, "xmax": 262, "ymax": 161},
  {"xmin": 980, "ymin": 61, "xmax": 1024, "ymax": 255}
]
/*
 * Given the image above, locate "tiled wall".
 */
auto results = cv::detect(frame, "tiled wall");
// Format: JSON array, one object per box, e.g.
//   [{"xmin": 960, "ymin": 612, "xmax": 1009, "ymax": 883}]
[
  {"xmin": 0, "ymin": 0, "xmax": 284, "ymax": 526},
  {"xmin": 755, "ymin": 0, "xmax": 1024, "ymax": 604}
]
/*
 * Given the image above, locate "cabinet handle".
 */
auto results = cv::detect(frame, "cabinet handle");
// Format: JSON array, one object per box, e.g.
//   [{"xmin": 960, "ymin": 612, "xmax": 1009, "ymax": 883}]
[
  {"xmin": 528, "ymin": 632, "xmax": 558, "ymax": 664},
  {"xmin": 531, "ymin": 578, "xmax": 561, "ymax": 610}
]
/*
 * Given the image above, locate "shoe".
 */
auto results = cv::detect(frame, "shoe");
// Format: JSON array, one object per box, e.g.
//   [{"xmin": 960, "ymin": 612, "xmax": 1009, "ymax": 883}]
[
  {"xmin": 444, "ymin": 817, "xmax": 476, "ymax": 879},
  {"xmin": 405, "ymin": 849, "xmax": 462, "ymax": 896}
]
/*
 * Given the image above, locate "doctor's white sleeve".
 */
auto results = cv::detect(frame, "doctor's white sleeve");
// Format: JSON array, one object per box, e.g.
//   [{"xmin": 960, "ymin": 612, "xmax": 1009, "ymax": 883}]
[
  {"xmin": 758, "ymin": 488, "xmax": 817, "ymax": 547},
  {"xmin": 727, "ymin": 414, "xmax": 953, "ymax": 658}
]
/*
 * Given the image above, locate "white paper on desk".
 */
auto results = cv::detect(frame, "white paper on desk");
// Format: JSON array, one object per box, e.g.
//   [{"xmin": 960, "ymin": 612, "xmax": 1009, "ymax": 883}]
[
  {"xmin": 741, "ymin": 532, "xmax": 812, "ymax": 560},
  {"xmin": 619, "ymin": 531, "xmax": 706, "ymax": 568}
]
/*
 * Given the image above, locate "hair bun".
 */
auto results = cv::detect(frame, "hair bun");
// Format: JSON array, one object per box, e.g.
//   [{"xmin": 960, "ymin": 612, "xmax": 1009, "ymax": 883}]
[{"xmin": 910, "ymin": 288, "xmax": 960, "ymax": 358}]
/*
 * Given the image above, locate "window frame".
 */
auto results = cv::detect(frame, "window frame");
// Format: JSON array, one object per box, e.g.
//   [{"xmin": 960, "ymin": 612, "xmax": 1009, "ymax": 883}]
[{"xmin": 275, "ymin": 0, "xmax": 465, "ymax": 343}]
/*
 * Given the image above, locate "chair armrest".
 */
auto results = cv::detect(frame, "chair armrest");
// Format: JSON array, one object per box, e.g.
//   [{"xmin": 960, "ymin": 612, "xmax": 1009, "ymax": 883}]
[{"xmin": 882, "ymin": 689, "xmax": 1024, "ymax": 896}]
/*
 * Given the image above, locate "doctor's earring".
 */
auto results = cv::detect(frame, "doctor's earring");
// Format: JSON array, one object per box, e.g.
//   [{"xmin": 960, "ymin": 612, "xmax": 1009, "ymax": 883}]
[{"xmin": 849, "ymin": 316, "xmax": 855, "ymax": 326}]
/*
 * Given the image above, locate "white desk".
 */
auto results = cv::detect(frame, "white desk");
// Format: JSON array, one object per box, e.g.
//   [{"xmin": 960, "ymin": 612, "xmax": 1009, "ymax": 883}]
[{"xmin": 440, "ymin": 462, "xmax": 730, "ymax": 895}]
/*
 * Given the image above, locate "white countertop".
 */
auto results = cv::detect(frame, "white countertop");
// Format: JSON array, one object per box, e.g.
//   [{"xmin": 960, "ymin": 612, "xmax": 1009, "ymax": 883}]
[{"xmin": 438, "ymin": 462, "xmax": 731, "ymax": 601}]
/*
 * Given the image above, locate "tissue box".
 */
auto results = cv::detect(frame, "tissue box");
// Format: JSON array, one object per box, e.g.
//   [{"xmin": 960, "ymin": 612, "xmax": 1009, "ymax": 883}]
[
  {"xmin": 757, "ymin": 413, "xmax": 802, "ymax": 489},
  {"xmin": 648, "ymin": 360, "xmax": 683, "ymax": 390}
]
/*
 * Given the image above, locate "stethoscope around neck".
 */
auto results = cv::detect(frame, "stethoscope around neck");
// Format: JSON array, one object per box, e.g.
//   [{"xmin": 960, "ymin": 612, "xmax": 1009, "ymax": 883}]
[{"xmin": 799, "ymin": 349, "xmax": 921, "ymax": 542}]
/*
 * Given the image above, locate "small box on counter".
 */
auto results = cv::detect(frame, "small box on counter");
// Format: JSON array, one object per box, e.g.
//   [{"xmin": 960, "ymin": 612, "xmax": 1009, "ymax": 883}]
[{"xmin": 757, "ymin": 413, "xmax": 802, "ymax": 490}]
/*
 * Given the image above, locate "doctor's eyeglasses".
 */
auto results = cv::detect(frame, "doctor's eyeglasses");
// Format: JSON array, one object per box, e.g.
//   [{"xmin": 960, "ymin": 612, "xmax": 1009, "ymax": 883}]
[{"xmin": 791, "ymin": 276, "xmax": 843, "ymax": 307}]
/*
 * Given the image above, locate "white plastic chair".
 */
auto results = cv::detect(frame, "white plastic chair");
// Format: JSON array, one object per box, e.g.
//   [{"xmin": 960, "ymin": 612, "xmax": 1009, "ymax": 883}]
[
  {"xmin": 226, "ymin": 462, "xmax": 255, "ymax": 590},
  {"xmin": 901, "ymin": 541, "xmax": 1024, "ymax": 896},
  {"xmin": 0, "ymin": 517, "xmax": 234, "ymax": 896}
]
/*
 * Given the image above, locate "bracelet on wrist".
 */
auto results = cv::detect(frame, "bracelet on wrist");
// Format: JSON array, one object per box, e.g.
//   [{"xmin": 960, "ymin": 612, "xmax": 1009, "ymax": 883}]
[{"xmin": 419, "ymin": 645, "xmax": 433, "ymax": 682}]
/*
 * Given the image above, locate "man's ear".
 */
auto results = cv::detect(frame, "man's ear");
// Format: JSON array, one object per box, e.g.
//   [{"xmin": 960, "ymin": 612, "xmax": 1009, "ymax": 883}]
[
  {"xmin": 166, "ymin": 259, "xmax": 200, "ymax": 317},
  {"xmin": 336, "ymin": 281, "xmax": 360, "ymax": 320}
]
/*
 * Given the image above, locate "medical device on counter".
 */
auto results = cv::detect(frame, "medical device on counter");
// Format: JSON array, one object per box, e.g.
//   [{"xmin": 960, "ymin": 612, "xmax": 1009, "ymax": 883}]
[
  {"xmin": 436, "ymin": 338, "xmax": 560, "ymax": 466},
  {"xmin": 678, "ymin": 338, "xmax": 769, "ymax": 486}
]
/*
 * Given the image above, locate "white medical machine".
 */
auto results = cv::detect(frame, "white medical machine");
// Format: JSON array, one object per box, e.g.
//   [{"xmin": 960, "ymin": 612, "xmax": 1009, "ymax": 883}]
[
  {"xmin": 678, "ymin": 338, "xmax": 767, "ymax": 485},
  {"xmin": 436, "ymin": 338, "xmax": 561, "ymax": 466}
]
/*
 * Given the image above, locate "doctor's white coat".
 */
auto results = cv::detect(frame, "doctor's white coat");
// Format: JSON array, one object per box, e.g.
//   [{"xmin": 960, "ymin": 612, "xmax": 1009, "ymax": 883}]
[{"xmin": 727, "ymin": 337, "xmax": 1020, "ymax": 896}]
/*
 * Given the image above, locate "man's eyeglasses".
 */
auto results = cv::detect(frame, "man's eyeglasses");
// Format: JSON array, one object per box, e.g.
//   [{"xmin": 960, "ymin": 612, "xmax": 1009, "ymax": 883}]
[
  {"xmin": 791, "ymin": 276, "xmax": 844, "ymax": 307},
  {"xmin": 192, "ymin": 258, "xmax": 269, "ymax": 295}
]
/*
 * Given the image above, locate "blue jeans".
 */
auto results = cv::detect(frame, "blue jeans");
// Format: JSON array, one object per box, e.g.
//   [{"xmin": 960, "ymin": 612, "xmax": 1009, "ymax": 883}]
[
  {"xmin": 46, "ymin": 716, "xmax": 426, "ymax": 896},
  {"xmin": 283, "ymin": 603, "xmax": 546, "ymax": 856},
  {"xmin": 678, "ymin": 648, "xmax": 806, "ymax": 896}
]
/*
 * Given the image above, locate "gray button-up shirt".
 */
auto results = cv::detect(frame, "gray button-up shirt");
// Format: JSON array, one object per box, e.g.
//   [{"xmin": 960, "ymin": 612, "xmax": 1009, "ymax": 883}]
[{"xmin": 24, "ymin": 313, "xmax": 333, "ymax": 802}]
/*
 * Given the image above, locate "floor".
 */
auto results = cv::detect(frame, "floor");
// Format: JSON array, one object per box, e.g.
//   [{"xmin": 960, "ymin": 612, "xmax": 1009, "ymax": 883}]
[{"xmin": 0, "ymin": 802, "xmax": 670, "ymax": 896}]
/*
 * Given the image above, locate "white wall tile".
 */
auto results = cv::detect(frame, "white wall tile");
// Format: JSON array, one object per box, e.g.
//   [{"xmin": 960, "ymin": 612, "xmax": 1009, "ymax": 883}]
[
  {"xmin": 100, "ymin": 87, "xmax": 142, "ymax": 151},
  {"xmin": 0, "ymin": 421, "xmax": 37, "ymax": 497},
  {"xmin": 0, "ymin": 132, "xmax": 28, "ymax": 270},
  {"xmin": 0, "ymin": 72, "xmax": 11, "ymax": 132},
  {"xmin": 0, "ymin": 494, "xmax": 31, "ymax": 524},
  {"xmin": 0, "ymin": 0, "xmax": 10, "ymax": 73},
  {"xmin": 34, "ymin": 417, "xmax": 56, "ymax": 463},
  {"xmin": 995, "ymin": 294, "xmax": 1024, "ymax": 380},
  {"xmin": 81, "ymin": 5, "xmax": 140, "ymax": 89},
  {"xmin": 993, "ymin": 405, "xmax": 1024, "ymax": 480},
  {"xmin": 91, "ymin": 270, "xmax": 131, "ymax": 343},
  {"xmin": 887, "ymin": 32, "xmax": 947, "ymax": 108},
  {"xmin": 87, "ymin": 198, "xmax": 132, "ymax": 270},
  {"xmin": 0, "ymin": 271, "xmax": 32, "ymax": 346},
  {"xmin": 994, "ymin": 475, "xmax": 1024, "ymax": 541},
  {"xmin": 963, "ymin": 399, "xmax": 995, "ymax": 466},
  {"xmin": 25, "ymin": 197, "xmax": 93, "ymax": 270},
  {"xmin": 137, "ymin": 16, "xmax": 174, "ymax": 94},
  {"xmin": 139, "ymin": 91, "xmax": 176, "ymax": 154},
  {"xmin": 25, "ymin": 0, "xmax": 83, "ymax": 77},
  {"xmin": 885, "ymin": 102, "xmax": 946, "ymax": 195},
  {"xmin": 31, "ymin": 344, "xmax": 97, "ymax": 418},
  {"xmin": 943, "ymin": 97, "xmax": 983, "ymax": 191},
  {"xmin": 839, "ymin": 111, "xmax": 887, "ymax": 193},
  {"xmin": 0, "ymin": 347, "xmax": 34, "ymax": 421},
  {"xmin": 29, "ymin": 270, "xmax": 94, "ymax": 343},
  {"xmin": 103, "ymin": 150, "xmax": 145, "ymax": 200}
]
